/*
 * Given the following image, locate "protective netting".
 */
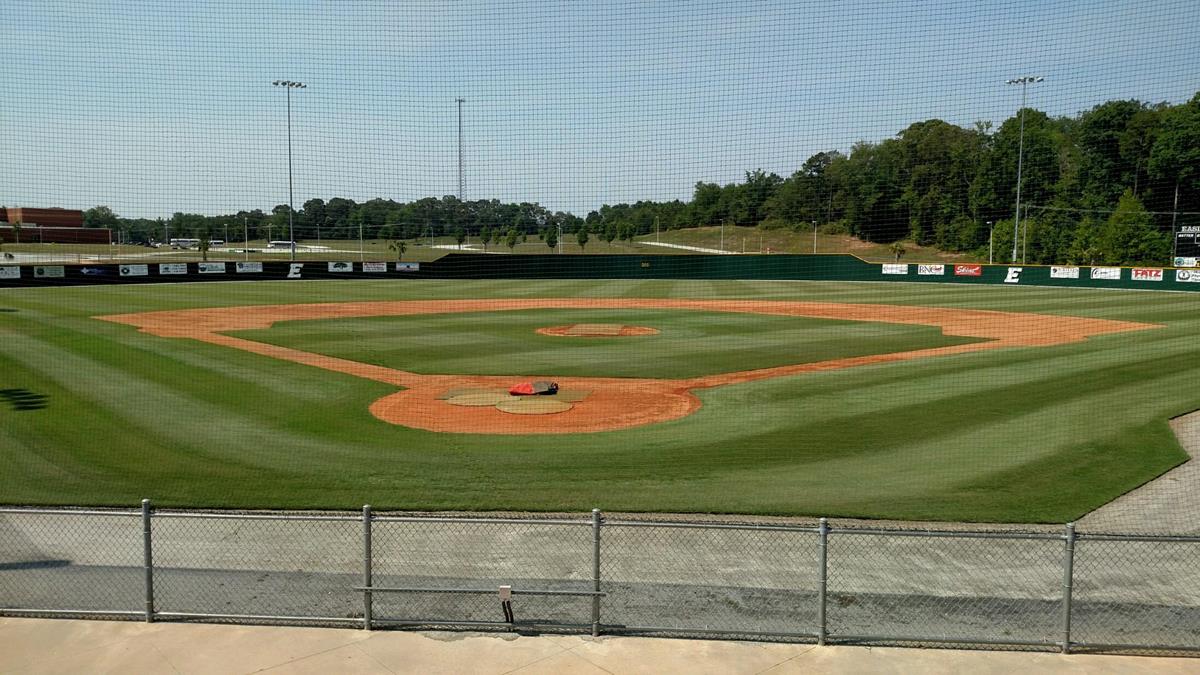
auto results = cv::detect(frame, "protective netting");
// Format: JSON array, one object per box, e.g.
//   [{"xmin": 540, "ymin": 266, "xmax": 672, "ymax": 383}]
[{"xmin": 2, "ymin": 0, "xmax": 1200, "ymax": 543}]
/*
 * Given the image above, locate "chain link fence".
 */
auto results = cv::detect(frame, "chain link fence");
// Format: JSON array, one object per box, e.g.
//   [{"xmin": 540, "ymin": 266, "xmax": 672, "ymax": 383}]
[{"xmin": 1, "ymin": 503, "xmax": 1197, "ymax": 654}]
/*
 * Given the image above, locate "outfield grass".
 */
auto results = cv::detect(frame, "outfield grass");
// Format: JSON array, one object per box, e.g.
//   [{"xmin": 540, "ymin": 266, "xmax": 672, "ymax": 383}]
[
  {"xmin": 233, "ymin": 309, "xmax": 981, "ymax": 379},
  {"xmin": 1, "ymin": 279, "xmax": 1197, "ymax": 522}
]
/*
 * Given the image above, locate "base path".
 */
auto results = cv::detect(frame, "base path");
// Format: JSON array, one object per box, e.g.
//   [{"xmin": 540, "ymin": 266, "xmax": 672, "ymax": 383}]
[{"xmin": 97, "ymin": 299, "xmax": 1158, "ymax": 434}]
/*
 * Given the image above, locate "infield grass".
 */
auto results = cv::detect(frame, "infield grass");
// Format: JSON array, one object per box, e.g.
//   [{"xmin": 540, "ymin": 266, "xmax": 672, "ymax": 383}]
[
  {"xmin": 1, "ymin": 278, "xmax": 1196, "ymax": 522},
  {"xmin": 232, "ymin": 309, "xmax": 982, "ymax": 379}
]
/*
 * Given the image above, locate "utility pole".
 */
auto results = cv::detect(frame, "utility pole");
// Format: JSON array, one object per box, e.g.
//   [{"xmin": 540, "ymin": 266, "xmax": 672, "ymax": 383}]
[
  {"xmin": 456, "ymin": 98, "xmax": 465, "ymax": 201},
  {"xmin": 1006, "ymin": 75, "xmax": 1044, "ymax": 264},
  {"xmin": 1171, "ymin": 181, "xmax": 1180, "ymax": 262},
  {"xmin": 273, "ymin": 80, "xmax": 306, "ymax": 261}
]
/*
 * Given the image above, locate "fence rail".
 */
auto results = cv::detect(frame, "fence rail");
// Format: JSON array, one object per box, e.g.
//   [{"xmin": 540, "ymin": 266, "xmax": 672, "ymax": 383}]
[{"xmin": 1, "ymin": 501, "xmax": 1197, "ymax": 654}]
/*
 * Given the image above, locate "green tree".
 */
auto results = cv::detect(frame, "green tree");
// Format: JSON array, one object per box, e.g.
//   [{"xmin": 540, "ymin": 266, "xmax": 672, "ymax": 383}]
[
  {"xmin": 83, "ymin": 205, "xmax": 120, "ymax": 230},
  {"xmin": 505, "ymin": 228, "xmax": 519, "ymax": 252},
  {"xmin": 545, "ymin": 226, "xmax": 558, "ymax": 251},
  {"xmin": 479, "ymin": 226, "xmax": 492, "ymax": 252},
  {"xmin": 454, "ymin": 227, "xmax": 466, "ymax": 249},
  {"xmin": 1100, "ymin": 190, "xmax": 1170, "ymax": 264},
  {"xmin": 576, "ymin": 225, "xmax": 589, "ymax": 252},
  {"xmin": 387, "ymin": 239, "xmax": 407, "ymax": 260}
]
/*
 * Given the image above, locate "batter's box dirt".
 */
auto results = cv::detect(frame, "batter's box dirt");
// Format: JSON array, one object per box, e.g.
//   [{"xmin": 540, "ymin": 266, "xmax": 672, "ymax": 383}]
[{"xmin": 97, "ymin": 298, "xmax": 1160, "ymax": 435}]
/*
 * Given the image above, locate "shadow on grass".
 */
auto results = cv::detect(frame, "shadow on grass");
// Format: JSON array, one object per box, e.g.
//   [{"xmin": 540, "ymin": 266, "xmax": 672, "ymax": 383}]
[{"xmin": 0, "ymin": 389, "xmax": 49, "ymax": 411}]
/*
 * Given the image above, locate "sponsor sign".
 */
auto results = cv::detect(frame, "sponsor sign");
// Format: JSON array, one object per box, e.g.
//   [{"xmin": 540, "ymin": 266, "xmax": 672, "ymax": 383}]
[
  {"xmin": 328, "ymin": 261, "xmax": 353, "ymax": 273},
  {"xmin": 1176, "ymin": 269, "xmax": 1200, "ymax": 283},
  {"xmin": 917, "ymin": 264, "xmax": 944, "ymax": 276},
  {"xmin": 119, "ymin": 264, "xmax": 148, "ymax": 277},
  {"xmin": 34, "ymin": 266, "xmax": 65, "ymax": 278},
  {"xmin": 236, "ymin": 261, "xmax": 263, "ymax": 274},
  {"xmin": 397, "ymin": 262, "xmax": 420, "ymax": 272},
  {"xmin": 1174, "ymin": 257, "xmax": 1197, "ymax": 268},
  {"xmin": 198, "ymin": 262, "xmax": 227, "ymax": 274},
  {"xmin": 1131, "ymin": 268, "xmax": 1163, "ymax": 282},
  {"xmin": 953, "ymin": 264, "xmax": 982, "ymax": 277},
  {"xmin": 1050, "ymin": 266, "xmax": 1080, "ymax": 279},
  {"xmin": 1183, "ymin": 225, "xmax": 1200, "ymax": 233},
  {"xmin": 158, "ymin": 263, "xmax": 187, "ymax": 275},
  {"xmin": 0, "ymin": 266, "xmax": 19, "ymax": 280},
  {"xmin": 1004, "ymin": 267, "xmax": 1022, "ymax": 284},
  {"xmin": 362, "ymin": 262, "xmax": 388, "ymax": 273},
  {"xmin": 287, "ymin": 263, "xmax": 304, "ymax": 279},
  {"xmin": 81, "ymin": 267, "xmax": 108, "ymax": 276},
  {"xmin": 881, "ymin": 263, "xmax": 908, "ymax": 275},
  {"xmin": 1090, "ymin": 267, "xmax": 1121, "ymax": 280}
]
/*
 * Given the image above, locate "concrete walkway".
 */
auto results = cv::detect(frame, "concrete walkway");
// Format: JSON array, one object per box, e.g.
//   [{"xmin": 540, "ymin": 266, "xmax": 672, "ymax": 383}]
[{"xmin": 1, "ymin": 618, "xmax": 1192, "ymax": 674}]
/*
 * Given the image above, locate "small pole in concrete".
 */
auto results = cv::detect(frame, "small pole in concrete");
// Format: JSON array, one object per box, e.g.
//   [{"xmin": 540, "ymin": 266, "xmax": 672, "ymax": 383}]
[
  {"xmin": 363, "ymin": 504, "xmax": 373, "ymax": 630},
  {"xmin": 1061, "ymin": 521, "xmax": 1076, "ymax": 654},
  {"xmin": 817, "ymin": 517, "xmax": 828, "ymax": 645},
  {"xmin": 591, "ymin": 508, "xmax": 602, "ymax": 637},
  {"xmin": 141, "ymin": 499, "xmax": 154, "ymax": 623}
]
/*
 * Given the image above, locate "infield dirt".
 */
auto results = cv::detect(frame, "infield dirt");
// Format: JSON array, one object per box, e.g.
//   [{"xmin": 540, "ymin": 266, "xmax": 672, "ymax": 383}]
[{"xmin": 98, "ymin": 299, "xmax": 1158, "ymax": 434}]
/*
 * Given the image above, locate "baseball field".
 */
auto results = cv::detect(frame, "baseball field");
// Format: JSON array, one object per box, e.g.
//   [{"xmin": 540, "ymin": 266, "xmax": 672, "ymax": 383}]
[{"xmin": 1, "ymin": 278, "xmax": 1197, "ymax": 522}]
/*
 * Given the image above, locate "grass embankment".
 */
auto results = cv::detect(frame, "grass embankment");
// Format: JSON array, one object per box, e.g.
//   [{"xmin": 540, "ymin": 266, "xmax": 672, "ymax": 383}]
[{"xmin": 0, "ymin": 280, "xmax": 1194, "ymax": 522}]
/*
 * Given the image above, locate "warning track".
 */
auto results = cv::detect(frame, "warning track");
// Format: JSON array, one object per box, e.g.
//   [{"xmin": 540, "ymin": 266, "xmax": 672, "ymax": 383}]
[{"xmin": 97, "ymin": 299, "xmax": 1157, "ymax": 434}]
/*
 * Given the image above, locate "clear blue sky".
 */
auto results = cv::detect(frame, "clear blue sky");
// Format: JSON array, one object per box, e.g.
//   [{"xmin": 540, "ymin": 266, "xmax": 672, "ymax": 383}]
[{"xmin": 2, "ymin": 0, "xmax": 1198, "ymax": 218}]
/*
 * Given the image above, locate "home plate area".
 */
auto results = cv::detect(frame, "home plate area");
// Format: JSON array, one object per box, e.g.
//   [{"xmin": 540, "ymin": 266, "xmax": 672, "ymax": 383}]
[{"xmin": 438, "ymin": 387, "xmax": 591, "ymax": 415}]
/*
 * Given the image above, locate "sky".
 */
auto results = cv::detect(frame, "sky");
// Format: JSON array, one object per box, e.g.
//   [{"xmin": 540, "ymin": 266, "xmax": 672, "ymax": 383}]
[{"xmin": 2, "ymin": 0, "xmax": 1198, "ymax": 219}]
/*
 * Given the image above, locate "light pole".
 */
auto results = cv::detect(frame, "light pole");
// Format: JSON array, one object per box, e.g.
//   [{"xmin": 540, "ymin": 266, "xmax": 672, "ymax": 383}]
[
  {"xmin": 987, "ymin": 221, "xmax": 994, "ymax": 264},
  {"xmin": 1005, "ymin": 75, "xmax": 1043, "ymax": 263},
  {"xmin": 812, "ymin": 220, "xmax": 818, "ymax": 254},
  {"xmin": 273, "ymin": 79, "xmax": 306, "ymax": 260},
  {"xmin": 456, "ymin": 98, "xmax": 465, "ymax": 201}
]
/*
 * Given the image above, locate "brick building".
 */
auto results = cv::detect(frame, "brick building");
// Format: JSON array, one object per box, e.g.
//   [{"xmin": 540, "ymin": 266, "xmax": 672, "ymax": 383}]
[{"xmin": 0, "ymin": 207, "xmax": 111, "ymax": 244}]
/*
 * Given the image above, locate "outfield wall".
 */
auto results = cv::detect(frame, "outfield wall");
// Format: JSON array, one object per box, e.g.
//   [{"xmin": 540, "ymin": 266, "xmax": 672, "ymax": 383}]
[{"xmin": 2, "ymin": 254, "xmax": 1199, "ymax": 292}]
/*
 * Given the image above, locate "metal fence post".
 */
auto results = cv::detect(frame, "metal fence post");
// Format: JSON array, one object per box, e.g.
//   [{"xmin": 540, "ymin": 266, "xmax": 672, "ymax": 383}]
[
  {"xmin": 591, "ymin": 508, "xmax": 602, "ymax": 637},
  {"xmin": 141, "ymin": 498, "xmax": 154, "ymax": 623},
  {"xmin": 363, "ymin": 504, "xmax": 373, "ymax": 630},
  {"xmin": 817, "ymin": 517, "xmax": 828, "ymax": 645},
  {"xmin": 1061, "ymin": 522, "xmax": 1076, "ymax": 654}
]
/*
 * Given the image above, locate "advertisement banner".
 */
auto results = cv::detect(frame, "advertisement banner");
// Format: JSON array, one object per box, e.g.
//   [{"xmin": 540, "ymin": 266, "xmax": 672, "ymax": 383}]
[
  {"xmin": 119, "ymin": 264, "xmax": 148, "ymax": 277},
  {"xmin": 235, "ymin": 261, "xmax": 263, "ymax": 273},
  {"xmin": 1176, "ymin": 269, "xmax": 1200, "ymax": 283},
  {"xmin": 397, "ymin": 262, "xmax": 420, "ymax": 272},
  {"xmin": 1004, "ymin": 267, "xmax": 1022, "ymax": 283},
  {"xmin": 1090, "ymin": 267, "xmax": 1121, "ymax": 280},
  {"xmin": 34, "ymin": 266, "xmax": 66, "ymax": 278},
  {"xmin": 1050, "ymin": 266, "xmax": 1080, "ymax": 279},
  {"xmin": 917, "ymin": 264, "xmax": 944, "ymax": 276},
  {"xmin": 881, "ymin": 264, "xmax": 908, "ymax": 275},
  {"xmin": 198, "ymin": 262, "xmax": 227, "ymax": 274},
  {"xmin": 1174, "ymin": 257, "xmax": 1198, "ymax": 268},
  {"xmin": 287, "ymin": 263, "xmax": 304, "ymax": 278},
  {"xmin": 158, "ymin": 263, "xmax": 187, "ymax": 275},
  {"xmin": 328, "ymin": 261, "xmax": 353, "ymax": 273},
  {"xmin": 362, "ymin": 262, "xmax": 387, "ymax": 273},
  {"xmin": 953, "ymin": 264, "xmax": 982, "ymax": 277},
  {"xmin": 1131, "ymin": 268, "xmax": 1163, "ymax": 282},
  {"xmin": 0, "ymin": 266, "xmax": 19, "ymax": 280}
]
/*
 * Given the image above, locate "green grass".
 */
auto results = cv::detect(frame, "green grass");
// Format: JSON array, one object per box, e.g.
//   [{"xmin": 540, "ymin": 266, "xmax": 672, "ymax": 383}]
[
  {"xmin": 232, "ymin": 309, "xmax": 981, "ymax": 379},
  {"xmin": 1, "ymin": 279, "xmax": 1197, "ymax": 522}
]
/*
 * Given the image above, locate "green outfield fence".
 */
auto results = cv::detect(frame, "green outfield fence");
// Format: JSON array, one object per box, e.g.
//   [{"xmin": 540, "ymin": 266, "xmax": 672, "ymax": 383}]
[{"xmin": 3, "ymin": 254, "xmax": 1200, "ymax": 292}]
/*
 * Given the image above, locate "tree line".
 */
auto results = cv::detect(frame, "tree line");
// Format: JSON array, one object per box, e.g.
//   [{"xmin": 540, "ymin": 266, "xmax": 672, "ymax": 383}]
[{"xmin": 80, "ymin": 90, "xmax": 1198, "ymax": 264}]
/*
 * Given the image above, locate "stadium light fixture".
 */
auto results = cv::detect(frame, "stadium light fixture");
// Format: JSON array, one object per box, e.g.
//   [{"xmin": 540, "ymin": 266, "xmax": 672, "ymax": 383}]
[
  {"xmin": 272, "ymin": 79, "xmax": 307, "ymax": 260},
  {"xmin": 1006, "ymin": 75, "xmax": 1044, "ymax": 263}
]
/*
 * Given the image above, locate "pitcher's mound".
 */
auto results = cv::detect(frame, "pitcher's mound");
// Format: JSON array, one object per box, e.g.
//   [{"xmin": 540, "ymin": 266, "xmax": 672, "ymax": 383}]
[{"xmin": 537, "ymin": 324, "xmax": 659, "ymax": 337}]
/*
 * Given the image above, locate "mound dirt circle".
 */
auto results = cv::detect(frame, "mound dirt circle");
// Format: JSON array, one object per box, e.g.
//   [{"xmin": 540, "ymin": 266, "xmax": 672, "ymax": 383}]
[{"xmin": 537, "ymin": 324, "xmax": 660, "ymax": 337}]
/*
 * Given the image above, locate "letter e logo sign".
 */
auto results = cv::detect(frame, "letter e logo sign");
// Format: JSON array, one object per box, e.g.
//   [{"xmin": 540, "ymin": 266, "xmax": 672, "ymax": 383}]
[{"xmin": 1004, "ymin": 267, "xmax": 1022, "ymax": 284}]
